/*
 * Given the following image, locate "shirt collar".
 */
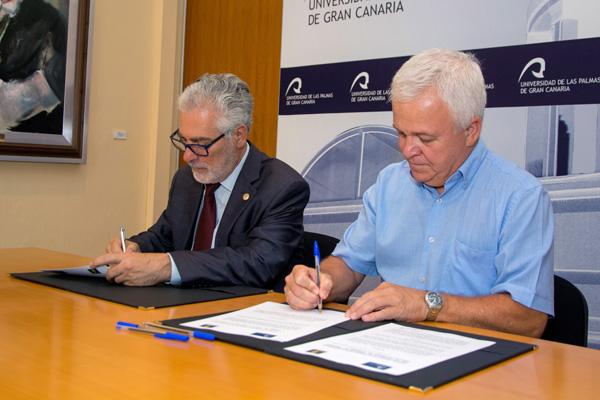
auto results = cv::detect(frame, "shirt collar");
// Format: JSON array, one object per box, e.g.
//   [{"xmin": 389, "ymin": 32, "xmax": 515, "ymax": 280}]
[
  {"xmin": 455, "ymin": 139, "xmax": 487, "ymax": 187},
  {"xmin": 220, "ymin": 142, "xmax": 250, "ymax": 192}
]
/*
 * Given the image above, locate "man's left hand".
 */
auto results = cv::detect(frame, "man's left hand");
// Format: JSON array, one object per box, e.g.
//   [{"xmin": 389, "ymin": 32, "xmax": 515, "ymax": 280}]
[
  {"xmin": 346, "ymin": 282, "xmax": 428, "ymax": 322},
  {"xmin": 91, "ymin": 252, "xmax": 172, "ymax": 286}
]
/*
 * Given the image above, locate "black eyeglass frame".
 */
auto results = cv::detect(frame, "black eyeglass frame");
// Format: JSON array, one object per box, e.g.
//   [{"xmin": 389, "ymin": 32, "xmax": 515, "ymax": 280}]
[{"xmin": 170, "ymin": 130, "xmax": 226, "ymax": 157}]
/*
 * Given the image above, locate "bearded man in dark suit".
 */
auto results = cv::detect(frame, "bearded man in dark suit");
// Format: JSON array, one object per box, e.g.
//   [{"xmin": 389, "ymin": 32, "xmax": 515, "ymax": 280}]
[{"xmin": 92, "ymin": 73, "xmax": 309, "ymax": 290}]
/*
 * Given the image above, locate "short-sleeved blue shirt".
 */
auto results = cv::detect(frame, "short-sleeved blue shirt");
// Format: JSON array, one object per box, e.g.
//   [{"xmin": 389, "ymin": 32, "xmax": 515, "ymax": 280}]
[{"xmin": 333, "ymin": 140, "xmax": 554, "ymax": 315}]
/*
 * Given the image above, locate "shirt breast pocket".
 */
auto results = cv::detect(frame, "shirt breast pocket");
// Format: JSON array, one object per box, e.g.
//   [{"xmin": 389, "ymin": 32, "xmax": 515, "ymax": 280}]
[{"xmin": 446, "ymin": 239, "xmax": 496, "ymax": 296}]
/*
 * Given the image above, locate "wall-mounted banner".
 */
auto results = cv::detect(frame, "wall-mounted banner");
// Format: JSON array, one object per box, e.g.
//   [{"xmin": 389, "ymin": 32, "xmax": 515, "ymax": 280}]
[{"xmin": 279, "ymin": 37, "xmax": 600, "ymax": 116}]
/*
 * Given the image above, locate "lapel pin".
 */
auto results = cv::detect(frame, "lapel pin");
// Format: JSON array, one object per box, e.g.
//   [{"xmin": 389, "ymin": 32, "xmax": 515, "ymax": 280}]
[{"xmin": 242, "ymin": 193, "xmax": 250, "ymax": 201}]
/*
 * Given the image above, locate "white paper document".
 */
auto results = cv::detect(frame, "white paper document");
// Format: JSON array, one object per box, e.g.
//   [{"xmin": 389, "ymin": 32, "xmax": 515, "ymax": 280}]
[
  {"xmin": 181, "ymin": 301, "xmax": 349, "ymax": 342},
  {"xmin": 285, "ymin": 323, "xmax": 495, "ymax": 376},
  {"xmin": 43, "ymin": 265, "xmax": 109, "ymax": 278}
]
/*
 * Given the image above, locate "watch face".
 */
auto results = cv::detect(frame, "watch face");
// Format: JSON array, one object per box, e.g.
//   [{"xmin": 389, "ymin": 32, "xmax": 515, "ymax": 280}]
[{"xmin": 426, "ymin": 291, "xmax": 442, "ymax": 307}]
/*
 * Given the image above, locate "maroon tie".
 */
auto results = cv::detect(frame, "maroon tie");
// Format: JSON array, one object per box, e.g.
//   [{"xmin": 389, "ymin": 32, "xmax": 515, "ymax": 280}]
[{"xmin": 193, "ymin": 183, "xmax": 220, "ymax": 251}]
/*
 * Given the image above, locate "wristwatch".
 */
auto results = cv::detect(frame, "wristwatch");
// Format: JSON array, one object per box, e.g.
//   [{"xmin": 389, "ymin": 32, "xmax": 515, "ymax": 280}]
[{"xmin": 425, "ymin": 291, "xmax": 443, "ymax": 321}]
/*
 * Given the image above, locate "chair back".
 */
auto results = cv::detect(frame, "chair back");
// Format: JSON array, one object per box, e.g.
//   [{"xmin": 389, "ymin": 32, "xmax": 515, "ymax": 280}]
[
  {"xmin": 302, "ymin": 231, "xmax": 340, "ymax": 267},
  {"xmin": 542, "ymin": 275, "xmax": 588, "ymax": 347}
]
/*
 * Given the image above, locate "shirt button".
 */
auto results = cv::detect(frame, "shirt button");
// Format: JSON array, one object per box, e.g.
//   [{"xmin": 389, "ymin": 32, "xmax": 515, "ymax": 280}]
[
  {"xmin": 436, "ymin": 198, "xmax": 442, "ymax": 204},
  {"xmin": 428, "ymin": 236, "xmax": 435, "ymax": 244},
  {"xmin": 419, "ymin": 276, "xmax": 426, "ymax": 283}
]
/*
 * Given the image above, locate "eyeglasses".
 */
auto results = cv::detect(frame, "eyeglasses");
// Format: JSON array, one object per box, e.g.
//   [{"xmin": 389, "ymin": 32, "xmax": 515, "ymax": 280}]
[{"xmin": 170, "ymin": 130, "xmax": 225, "ymax": 157}]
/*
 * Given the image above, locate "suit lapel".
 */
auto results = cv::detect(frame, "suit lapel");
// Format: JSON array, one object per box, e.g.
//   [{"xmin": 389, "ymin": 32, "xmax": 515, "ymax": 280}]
[{"xmin": 215, "ymin": 144, "xmax": 266, "ymax": 245}]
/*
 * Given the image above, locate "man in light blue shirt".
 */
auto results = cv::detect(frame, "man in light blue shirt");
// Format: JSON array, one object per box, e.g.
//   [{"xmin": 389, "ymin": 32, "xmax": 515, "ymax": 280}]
[{"xmin": 284, "ymin": 49, "xmax": 554, "ymax": 337}]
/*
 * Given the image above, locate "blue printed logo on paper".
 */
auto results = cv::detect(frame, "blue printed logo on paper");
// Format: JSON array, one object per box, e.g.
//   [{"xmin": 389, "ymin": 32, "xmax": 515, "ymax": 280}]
[
  {"xmin": 363, "ymin": 361, "xmax": 391, "ymax": 370},
  {"xmin": 252, "ymin": 332, "xmax": 276, "ymax": 338}
]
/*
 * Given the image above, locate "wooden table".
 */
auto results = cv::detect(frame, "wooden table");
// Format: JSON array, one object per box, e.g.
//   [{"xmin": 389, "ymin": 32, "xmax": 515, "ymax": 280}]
[{"xmin": 1, "ymin": 248, "xmax": 598, "ymax": 399}]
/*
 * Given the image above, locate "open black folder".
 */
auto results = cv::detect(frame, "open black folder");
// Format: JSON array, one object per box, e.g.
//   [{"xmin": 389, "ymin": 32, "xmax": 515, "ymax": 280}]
[
  {"xmin": 163, "ymin": 308, "xmax": 535, "ymax": 392},
  {"xmin": 11, "ymin": 271, "xmax": 267, "ymax": 309}
]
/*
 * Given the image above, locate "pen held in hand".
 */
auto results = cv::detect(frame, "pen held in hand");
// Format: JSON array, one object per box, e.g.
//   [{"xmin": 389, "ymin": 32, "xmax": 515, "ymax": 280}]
[
  {"xmin": 313, "ymin": 240, "xmax": 323, "ymax": 313},
  {"xmin": 119, "ymin": 226, "xmax": 127, "ymax": 253}
]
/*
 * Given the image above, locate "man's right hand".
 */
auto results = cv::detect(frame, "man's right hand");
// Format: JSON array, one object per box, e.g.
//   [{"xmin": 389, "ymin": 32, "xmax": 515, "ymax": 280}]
[
  {"xmin": 105, "ymin": 237, "xmax": 140, "ymax": 254},
  {"xmin": 284, "ymin": 264, "xmax": 333, "ymax": 310}
]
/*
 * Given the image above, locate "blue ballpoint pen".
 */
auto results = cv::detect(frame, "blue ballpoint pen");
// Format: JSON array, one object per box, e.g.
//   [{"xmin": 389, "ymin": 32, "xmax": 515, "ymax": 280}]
[
  {"xmin": 153, "ymin": 331, "xmax": 189, "ymax": 342},
  {"xmin": 116, "ymin": 321, "xmax": 189, "ymax": 342},
  {"xmin": 313, "ymin": 241, "xmax": 323, "ymax": 313},
  {"xmin": 116, "ymin": 321, "xmax": 138, "ymax": 328},
  {"xmin": 143, "ymin": 322, "xmax": 217, "ymax": 342},
  {"xmin": 127, "ymin": 326, "xmax": 189, "ymax": 342}
]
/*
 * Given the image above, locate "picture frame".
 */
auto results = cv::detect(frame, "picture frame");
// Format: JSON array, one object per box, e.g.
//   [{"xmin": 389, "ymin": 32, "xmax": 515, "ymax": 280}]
[{"xmin": 0, "ymin": 0, "xmax": 90, "ymax": 163}]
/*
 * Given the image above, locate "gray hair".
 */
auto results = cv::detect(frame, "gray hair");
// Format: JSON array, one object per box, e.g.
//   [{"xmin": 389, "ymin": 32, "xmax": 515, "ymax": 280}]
[
  {"xmin": 390, "ymin": 48, "xmax": 486, "ymax": 131},
  {"xmin": 178, "ymin": 73, "xmax": 254, "ymax": 134}
]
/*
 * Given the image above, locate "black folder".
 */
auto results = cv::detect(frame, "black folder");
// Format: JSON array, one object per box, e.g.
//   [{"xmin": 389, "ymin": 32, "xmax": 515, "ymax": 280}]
[
  {"xmin": 10, "ymin": 271, "xmax": 267, "ymax": 309},
  {"xmin": 162, "ymin": 308, "xmax": 535, "ymax": 391}
]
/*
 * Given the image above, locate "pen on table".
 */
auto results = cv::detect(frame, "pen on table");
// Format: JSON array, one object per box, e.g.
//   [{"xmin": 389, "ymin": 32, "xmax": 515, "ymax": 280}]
[
  {"xmin": 144, "ymin": 321, "xmax": 191, "ymax": 334},
  {"xmin": 119, "ymin": 226, "xmax": 127, "ymax": 252},
  {"xmin": 144, "ymin": 322, "xmax": 216, "ymax": 341},
  {"xmin": 129, "ymin": 327, "xmax": 190, "ymax": 342},
  {"xmin": 117, "ymin": 321, "xmax": 217, "ymax": 341},
  {"xmin": 116, "ymin": 321, "xmax": 138, "ymax": 328},
  {"xmin": 116, "ymin": 321, "xmax": 189, "ymax": 342},
  {"xmin": 313, "ymin": 240, "xmax": 323, "ymax": 313}
]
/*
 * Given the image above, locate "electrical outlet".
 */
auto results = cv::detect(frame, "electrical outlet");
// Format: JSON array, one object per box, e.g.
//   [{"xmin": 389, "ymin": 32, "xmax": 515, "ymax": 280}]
[{"xmin": 113, "ymin": 130, "xmax": 127, "ymax": 140}]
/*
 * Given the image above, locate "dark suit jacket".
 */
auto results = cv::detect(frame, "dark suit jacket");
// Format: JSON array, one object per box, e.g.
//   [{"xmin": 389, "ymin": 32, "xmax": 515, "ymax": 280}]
[{"xmin": 129, "ymin": 144, "xmax": 310, "ymax": 290}]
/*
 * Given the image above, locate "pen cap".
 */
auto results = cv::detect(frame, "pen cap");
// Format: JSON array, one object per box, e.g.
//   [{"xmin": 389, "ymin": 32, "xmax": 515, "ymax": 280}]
[
  {"xmin": 313, "ymin": 240, "xmax": 321, "ymax": 259},
  {"xmin": 155, "ymin": 332, "xmax": 189, "ymax": 342},
  {"xmin": 193, "ymin": 331, "xmax": 216, "ymax": 341},
  {"xmin": 116, "ymin": 321, "xmax": 139, "ymax": 328}
]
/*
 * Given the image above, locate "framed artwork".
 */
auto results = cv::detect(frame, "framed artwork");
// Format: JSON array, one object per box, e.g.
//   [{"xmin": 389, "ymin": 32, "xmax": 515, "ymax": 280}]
[{"xmin": 0, "ymin": 0, "xmax": 90, "ymax": 163}]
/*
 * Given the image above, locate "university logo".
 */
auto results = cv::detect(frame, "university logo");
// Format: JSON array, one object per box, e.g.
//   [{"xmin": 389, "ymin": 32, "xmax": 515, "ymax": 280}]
[
  {"xmin": 349, "ymin": 71, "xmax": 387, "ymax": 104},
  {"xmin": 518, "ymin": 57, "xmax": 546, "ymax": 82},
  {"xmin": 285, "ymin": 77, "xmax": 302, "ymax": 96},
  {"xmin": 350, "ymin": 72, "xmax": 369, "ymax": 92}
]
